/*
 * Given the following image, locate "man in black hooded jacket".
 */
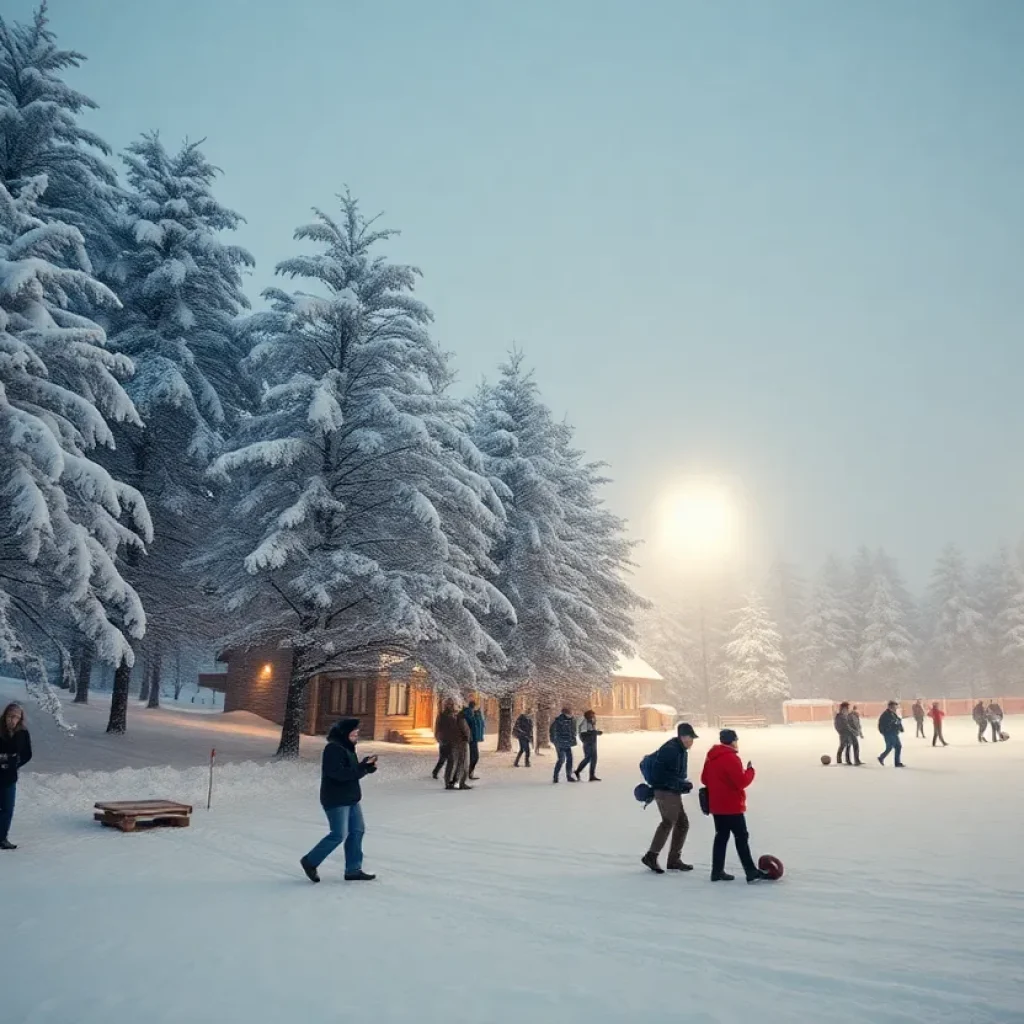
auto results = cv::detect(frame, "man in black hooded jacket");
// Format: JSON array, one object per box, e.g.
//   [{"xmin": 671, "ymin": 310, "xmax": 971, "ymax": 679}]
[{"xmin": 301, "ymin": 718, "xmax": 378, "ymax": 882}]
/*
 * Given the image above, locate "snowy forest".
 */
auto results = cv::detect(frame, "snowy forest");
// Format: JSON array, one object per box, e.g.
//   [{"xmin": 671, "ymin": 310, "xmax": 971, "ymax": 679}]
[
  {"xmin": 0, "ymin": 6, "xmax": 644, "ymax": 754},
  {"xmin": 641, "ymin": 543, "xmax": 1024, "ymax": 717},
  {"xmin": 2, "ymin": 7, "xmax": 1021, "ymax": 752}
]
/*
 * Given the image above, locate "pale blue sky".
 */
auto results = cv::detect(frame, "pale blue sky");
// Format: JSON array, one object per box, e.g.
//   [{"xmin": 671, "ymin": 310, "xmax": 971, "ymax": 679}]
[{"xmin": 21, "ymin": 0, "xmax": 1024, "ymax": 588}]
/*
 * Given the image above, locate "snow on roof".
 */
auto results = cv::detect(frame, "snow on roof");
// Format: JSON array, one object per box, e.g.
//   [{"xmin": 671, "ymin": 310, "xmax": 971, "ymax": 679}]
[
  {"xmin": 640, "ymin": 703, "xmax": 678, "ymax": 717},
  {"xmin": 783, "ymin": 698, "xmax": 835, "ymax": 706},
  {"xmin": 614, "ymin": 655, "xmax": 663, "ymax": 681}
]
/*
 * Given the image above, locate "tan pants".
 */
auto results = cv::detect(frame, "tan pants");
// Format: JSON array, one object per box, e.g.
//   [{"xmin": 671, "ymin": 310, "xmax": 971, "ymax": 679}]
[{"xmin": 649, "ymin": 791, "xmax": 689, "ymax": 861}]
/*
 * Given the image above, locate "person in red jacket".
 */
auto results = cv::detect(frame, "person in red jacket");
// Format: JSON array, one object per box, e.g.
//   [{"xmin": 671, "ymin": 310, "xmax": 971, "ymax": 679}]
[
  {"xmin": 700, "ymin": 729, "xmax": 768, "ymax": 883},
  {"xmin": 927, "ymin": 702, "xmax": 948, "ymax": 747}
]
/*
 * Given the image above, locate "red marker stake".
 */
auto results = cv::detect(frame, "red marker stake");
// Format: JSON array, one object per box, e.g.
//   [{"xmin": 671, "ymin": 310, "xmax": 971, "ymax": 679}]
[{"xmin": 208, "ymin": 748, "xmax": 216, "ymax": 810}]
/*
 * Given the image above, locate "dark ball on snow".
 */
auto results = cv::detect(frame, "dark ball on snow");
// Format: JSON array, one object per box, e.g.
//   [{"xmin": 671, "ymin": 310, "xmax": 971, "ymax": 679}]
[{"xmin": 820, "ymin": 754, "xmax": 831, "ymax": 765}]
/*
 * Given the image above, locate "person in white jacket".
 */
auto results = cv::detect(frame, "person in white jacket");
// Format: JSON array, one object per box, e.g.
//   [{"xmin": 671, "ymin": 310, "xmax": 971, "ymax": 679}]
[{"xmin": 574, "ymin": 710, "xmax": 603, "ymax": 781}]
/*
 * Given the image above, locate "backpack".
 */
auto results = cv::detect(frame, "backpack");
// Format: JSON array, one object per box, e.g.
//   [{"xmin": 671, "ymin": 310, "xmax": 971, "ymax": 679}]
[
  {"xmin": 634, "ymin": 751, "xmax": 660, "ymax": 808},
  {"xmin": 639, "ymin": 752, "xmax": 657, "ymax": 787},
  {"xmin": 698, "ymin": 786, "xmax": 710, "ymax": 816}
]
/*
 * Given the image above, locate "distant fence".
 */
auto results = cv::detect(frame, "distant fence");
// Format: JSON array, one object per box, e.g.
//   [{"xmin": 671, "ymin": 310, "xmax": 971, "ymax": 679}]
[{"xmin": 783, "ymin": 697, "xmax": 1024, "ymax": 725}]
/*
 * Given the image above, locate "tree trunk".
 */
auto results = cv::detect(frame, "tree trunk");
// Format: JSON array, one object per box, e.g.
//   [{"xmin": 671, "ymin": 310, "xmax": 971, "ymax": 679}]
[
  {"xmin": 147, "ymin": 645, "xmax": 162, "ymax": 708},
  {"xmin": 139, "ymin": 658, "xmax": 151, "ymax": 702},
  {"xmin": 74, "ymin": 644, "xmax": 93, "ymax": 704},
  {"xmin": 276, "ymin": 654, "xmax": 307, "ymax": 758},
  {"xmin": 173, "ymin": 649, "xmax": 183, "ymax": 700},
  {"xmin": 497, "ymin": 695, "xmax": 513, "ymax": 752},
  {"xmin": 106, "ymin": 657, "xmax": 132, "ymax": 734},
  {"xmin": 536, "ymin": 698, "xmax": 552, "ymax": 751}
]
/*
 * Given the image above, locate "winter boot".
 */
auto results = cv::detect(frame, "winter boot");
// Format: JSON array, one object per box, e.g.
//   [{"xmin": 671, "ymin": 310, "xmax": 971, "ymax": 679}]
[
  {"xmin": 710, "ymin": 871, "xmax": 735, "ymax": 882},
  {"xmin": 589, "ymin": 776, "xmax": 602, "ymax": 782},
  {"xmin": 573, "ymin": 767, "xmax": 582, "ymax": 780},
  {"xmin": 345, "ymin": 870, "xmax": 377, "ymax": 881},
  {"xmin": 459, "ymin": 783, "xmax": 474, "ymax": 790},
  {"xmin": 746, "ymin": 870, "xmax": 770, "ymax": 883},
  {"xmin": 0, "ymin": 839, "xmax": 17, "ymax": 851},
  {"xmin": 666, "ymin": 860, "xmax": 693, "ymax": 871},
  {"xmin": 445, "ymin": 782, "xmax": 457, "ymax": 790},
  {"xmin": 641, "ymin": 852, "xmax": 665, "ymax": 874},
  {"xmin": 300, "ymin": 857, "xmax": 320, "ymax": 883},
  {"xmin": 566, "ymin": 775, "xmax": 578, "ymax": 783}
]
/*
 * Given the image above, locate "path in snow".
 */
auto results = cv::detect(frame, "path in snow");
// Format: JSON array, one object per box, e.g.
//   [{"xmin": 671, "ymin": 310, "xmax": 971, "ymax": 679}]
[{"xmin": 3, "ymin": 693, "xmax": 1022, "ymax": 1024}]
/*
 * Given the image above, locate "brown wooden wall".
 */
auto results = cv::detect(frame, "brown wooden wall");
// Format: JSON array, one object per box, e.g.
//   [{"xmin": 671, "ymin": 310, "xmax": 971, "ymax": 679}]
[{"xmin": 223, "ymin": 647, "xmax": 295, "ymax": 727}]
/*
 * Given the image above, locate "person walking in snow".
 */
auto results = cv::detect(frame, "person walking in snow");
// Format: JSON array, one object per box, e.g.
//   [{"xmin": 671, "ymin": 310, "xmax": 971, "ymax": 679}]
[
  {"xmin": 641, "ymin": 722, "xmax": 698, "ymax": 874},
  {"xmin": 432, "ymin": 697, "xmax": 456, "ymax": 780},
  {"xmin": 300, "ymin": 718, "xmax": 377, "ymax": 883},
  {"xmin": 911, "ymin": 700, "xmax": 926, "ymax": 739},
  {"xmin": 700, "ymin": 729, "xmax": 768, "ymax": 883},
  {"xmin": 549, "ymin": 706, "xmax": 579, "ymax": 783},
  {"xmin": 972, "ymin": 700, "xmax": 988, "ymax": 743},
  {"xmin": 513, "ymin": 711, "xmax": 534, "ymax": 767},
  {"xmin": 849, "ymin": 705, "xmax": 864, "ymax": 740},
  {"xmin": 834, "ymin": 702, "xmax": 859, "ymax": 765},
  {"xmin": 463, "ymin": 700, "xmax": 486, "ymax": 780},
  {"xmin": 877, "ymin": 701, "xmax": 905, "ymax": 767},
  {"xmin": 928, "ymin": 702, "xmax": 948, "ymax": 747},
  {"xmin": 575, "ymin": 710, "xmax": 602, "ymax": 781},
  {"xmin": 986, "ymin": 701, "xmax": 1004, "ymax": 743},
  {"xmin": 0, "ymin": 703, "xmax": 32, "ymax": 851},
  {"xmin": 435, "ymin": 699, "xmax": 472, "ymax": 790}
]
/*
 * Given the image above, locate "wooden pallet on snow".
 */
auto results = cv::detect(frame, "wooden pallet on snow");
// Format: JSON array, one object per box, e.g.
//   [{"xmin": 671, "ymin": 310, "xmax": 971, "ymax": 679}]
[{"xmin": 94, "ymin": 800, "xmax": 193, "ymax": 833}]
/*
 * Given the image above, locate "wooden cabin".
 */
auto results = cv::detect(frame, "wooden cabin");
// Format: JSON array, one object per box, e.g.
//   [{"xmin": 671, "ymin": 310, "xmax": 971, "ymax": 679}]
[{"xmin": 220, "ymin": 647, "xmax": 437, "ymax": 742}]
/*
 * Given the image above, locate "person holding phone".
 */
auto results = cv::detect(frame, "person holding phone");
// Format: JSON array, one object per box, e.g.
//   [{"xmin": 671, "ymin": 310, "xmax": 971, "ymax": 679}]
[
  {"xmin": 301, "ymin": 717, "xmax": 378, "ymax": 883},
  {"xmin": 700, "ymin": 729, "xmax": 768, "ymax": 883}
]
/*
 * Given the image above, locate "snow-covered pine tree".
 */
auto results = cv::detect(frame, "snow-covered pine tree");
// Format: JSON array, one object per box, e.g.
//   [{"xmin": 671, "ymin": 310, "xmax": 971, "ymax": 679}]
[
  {"xmin": 100, "ymin": 134, "xmax": 253, "ymax": 724},
  {"xmin": 471, "ymin": 356, "xmax": 642, "ymax": 749},
  {"xmin": 996, "ymin": 572, "xmax": 1024, "ymax": 697},
  {"xmin": 722, "ymin": 590, "xmax": 789, "ymax": 713},
  {"xmin": 764, "ymin": 558, "xmax": 806, "ymax": 686},
  {"xmin": 0, "ymin": 4, "xmax": 120, "ymax": 268},
  {"xmin": 0, "ymin": 176, "xmax": 150, "ymax": 724},
  {"xmin": 858, "ymin": 567, "xmax": 916, "ymax": 698},
  {"xmin": 637, "ymin": 596, "xmax": 700, "ymax": 713},
  {"xmin": 202, "ymin": 193, "xmax": 510, "ymax": 756},
  {"xmin": 798, "ymin": 556, "xmax": 855, "ymax": 698},
  {"xmin": 926, "ymin": 544, "xmax": 984, "ymax": 698},
  {"xmin": 974, "ymin": 546, "xmax": 1022, "ymax": 694}
]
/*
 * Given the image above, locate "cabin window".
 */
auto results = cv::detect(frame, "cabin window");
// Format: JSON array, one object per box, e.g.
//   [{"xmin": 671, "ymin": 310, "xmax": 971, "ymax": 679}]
[
  {"xmin": 387, "ymin": 683, "xmax": 409, "ymax": 716},
  {"xmin": 328, "ymin": 679, "xmax": 369, "ymax": 716}
]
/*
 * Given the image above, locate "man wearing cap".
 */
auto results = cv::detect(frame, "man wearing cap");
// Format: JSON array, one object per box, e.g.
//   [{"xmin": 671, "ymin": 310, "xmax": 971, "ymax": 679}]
[{"xmin": 641, "ymin": 723, "xmax": 698, "ymax": 874}]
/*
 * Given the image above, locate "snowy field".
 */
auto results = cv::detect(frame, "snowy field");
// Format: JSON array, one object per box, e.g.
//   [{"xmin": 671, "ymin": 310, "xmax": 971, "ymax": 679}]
[{"xmin": 3, "ymin": 682, "xmax": 1023, "ymax": 1024}]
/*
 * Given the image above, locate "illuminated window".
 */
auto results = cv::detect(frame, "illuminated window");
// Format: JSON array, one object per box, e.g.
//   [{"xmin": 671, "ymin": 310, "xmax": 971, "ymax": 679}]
[
  {"xmin": 387, "ymin": 683, "xmax": 409, "ymax": 716},
  {"xmin": 328, "ymin": 679, "xmax": 369, "ymax": 716}
]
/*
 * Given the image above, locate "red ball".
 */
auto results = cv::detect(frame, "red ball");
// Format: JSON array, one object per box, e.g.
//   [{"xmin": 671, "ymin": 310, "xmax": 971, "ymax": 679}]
[{"xmin": 759, "ymin": 854, "xmax": 784, "ymax": 880}]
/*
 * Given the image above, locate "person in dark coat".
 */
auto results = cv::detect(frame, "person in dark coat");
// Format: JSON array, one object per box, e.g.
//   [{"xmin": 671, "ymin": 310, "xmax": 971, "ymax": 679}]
[
  {"xmin": 986, "ymin": 702, "xmax": 1005, "ymax": 743},
  {"xmin": 642, "ymin": 722, "xmax": 698, "ymax": 874},
  {"xmin": 574, "ymin": 710, "xmax": 602, "ymax": 781},
  {"xmin": 0, "ymin": 703, "xmax": 32, "ymax": 851},
  {"xmin": 300, "ymin": 718, "xmax": 377, "ymax": 883},
  {"xmin": 463, "ymin": 700, "xmax": 486, "ymax": 779},
  {"xmin": 700, "ymin": 729, "xmax": 767, "ymax": 883},
  {"xmin": 911, "ymin": 700, "xmax": 926, "ymax": 739},
  {"xmin": 849, "ymin": 705, "xmax": 864, "ymax": 740},
  {"xmin": 972, "ymin": 700, "xmax": 988, "ymax": 743},
  {"xmin": 513, "ymin": 711, "xmax": 534, "ymax": 767},
  {"xmin": 549, "ymin": 706, "xmax": 578, "ymax": 783},
  {"xmin": 877, "ymin": 701, "xmax": 905, "ymax": 767},
  {"xmin": 435, "ymin": 700, "xmax": 472, "ymax": 790},
  {"xmin": 834, "ymin": 702, "xmax": 860, "ymax": 765},
  {"xmin": 432, "ymin": 697, "xmax": 456, "ymax": 780}
]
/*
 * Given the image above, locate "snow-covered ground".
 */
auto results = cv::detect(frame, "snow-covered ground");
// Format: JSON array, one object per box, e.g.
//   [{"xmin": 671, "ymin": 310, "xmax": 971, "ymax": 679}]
[{"xmin": 3, "ymin": 679, "xmax": 1022, "ymax": 1024}]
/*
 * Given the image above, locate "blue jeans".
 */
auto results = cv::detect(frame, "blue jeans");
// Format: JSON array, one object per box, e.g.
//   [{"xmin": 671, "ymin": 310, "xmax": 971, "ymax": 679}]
[
  {"xmin": 0, "ymin": 782, "xmax": 15, "ymax": 842},
  {"xmin": 554, "ymin": 745, "xmax": 574, "ymax": 780},
  {"xmin": 879, "ymin": 733, "xmax": 903, "ymax": 765},
  {"xmin": 305, "ymin": 803, "xmax": 364, "ymax": 873}
]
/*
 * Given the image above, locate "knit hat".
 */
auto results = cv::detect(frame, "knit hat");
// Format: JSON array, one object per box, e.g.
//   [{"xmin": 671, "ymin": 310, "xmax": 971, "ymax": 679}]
[
  {"xmin": 676, "ymin": 722, "xmax": 698, "ymax": 739},
  {"xmin": 719, "ymin": 728, "xmax": 739, "ymax": 746}
]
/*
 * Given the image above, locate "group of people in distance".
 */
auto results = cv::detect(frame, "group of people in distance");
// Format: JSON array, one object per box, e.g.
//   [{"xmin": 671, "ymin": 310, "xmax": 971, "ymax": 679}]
[
  {"xmin": 968, "ymin": 700, "xmax": 1007, "ymax": 743},
  {"xmin": 431, "ymin": 698, "xmax": 486, "ymax": 790},
  {"xmin": 640, "ymin": 723, "xmax": 773, "ymax": 883}
]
